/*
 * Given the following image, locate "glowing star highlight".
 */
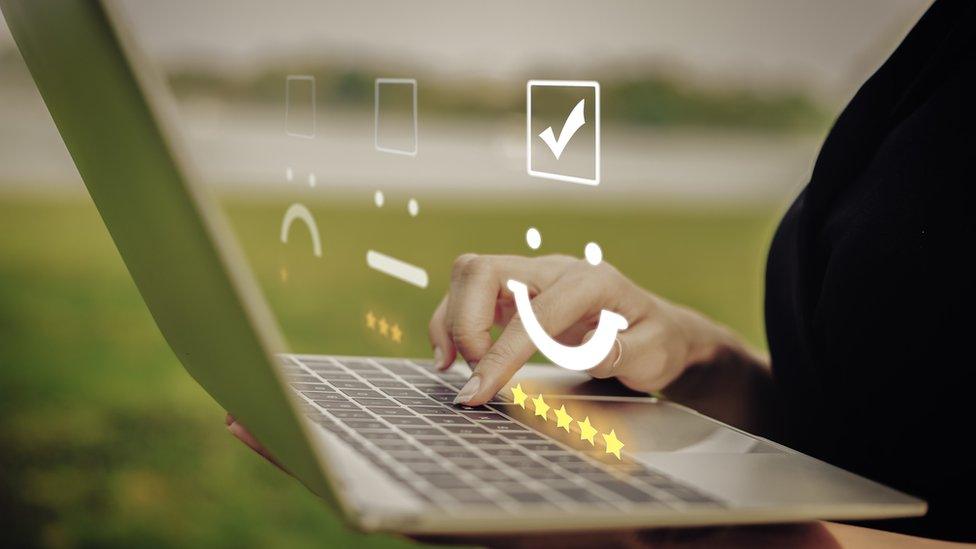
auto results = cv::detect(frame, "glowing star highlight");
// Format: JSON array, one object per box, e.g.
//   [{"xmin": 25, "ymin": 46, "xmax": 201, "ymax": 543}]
[
  {"xmin": 390, "ymin": 324, "xmax": 402, "ymax": 343},
  {"xmin": 554, "ymin": 405, "xmax": 573, "ymax": 432},
  {"xmin": 507, "ymin": 279, "xmax": 627, "ymax": 371},
  {"xmin": 511, "ymin": 384, "xmax": 529, "ymax": 409},
  {"xmin": 532, "ymin": 394, "xmax": 550, "ymax": 420},
  {"xmin": 603, "ymin": 429, "xmax": 624, "ymax": 460},
  {"xmin": 577, "ymin": 416, "xmax": 598, "ymax": 445},
  {"xmin": 366, "ymin": 311, "xmax": 377, "ymax": 330}
]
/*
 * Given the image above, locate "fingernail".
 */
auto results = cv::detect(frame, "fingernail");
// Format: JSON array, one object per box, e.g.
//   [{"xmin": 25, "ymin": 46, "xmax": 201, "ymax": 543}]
[
  {"xmin": 453, "ymin": 376, "xmax": 481, "ymax": 404},
  {"xmin": 433, "ymin": 346, "xmax": 444, "ymax": 369}
]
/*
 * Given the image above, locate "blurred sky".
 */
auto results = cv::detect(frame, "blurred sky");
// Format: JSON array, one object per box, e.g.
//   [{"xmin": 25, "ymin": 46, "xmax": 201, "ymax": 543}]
[
  {"xmin": 119, "ymin": 0, "xmax": 930, "ymax": 101},
  {"xmin": 2, "ymin": 1, "xmax": 931, "ymax": 99}
]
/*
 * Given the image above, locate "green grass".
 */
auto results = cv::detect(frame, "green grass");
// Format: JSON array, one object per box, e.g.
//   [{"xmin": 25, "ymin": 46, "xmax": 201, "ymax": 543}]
[{"xmin": 0, "ymin": 193, "xmax": 780, "ymax": 547}]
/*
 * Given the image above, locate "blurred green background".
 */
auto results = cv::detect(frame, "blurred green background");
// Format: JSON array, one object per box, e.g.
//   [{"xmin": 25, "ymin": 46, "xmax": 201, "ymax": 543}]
[{"xmin": 0, "ymin": 195, "xmax": 776, "ymax": 547}]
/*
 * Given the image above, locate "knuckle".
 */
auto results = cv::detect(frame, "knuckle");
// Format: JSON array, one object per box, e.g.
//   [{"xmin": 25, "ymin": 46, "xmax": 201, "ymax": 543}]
[{"xmin": 452, "ymin": 253, "xmax": 478, "ymax": 277}]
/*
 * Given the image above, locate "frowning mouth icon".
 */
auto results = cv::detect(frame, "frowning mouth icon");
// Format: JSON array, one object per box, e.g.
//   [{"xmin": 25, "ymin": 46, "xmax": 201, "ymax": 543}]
[{"xmin": 507, "ymin": 279, "xmax": 628, "ymax": 371}]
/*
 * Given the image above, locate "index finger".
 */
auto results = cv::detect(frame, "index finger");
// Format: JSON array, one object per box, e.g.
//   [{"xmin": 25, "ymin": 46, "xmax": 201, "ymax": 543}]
[{"xmin": 455, "ymin": 270, "xmax": 606, "ymax": 405}]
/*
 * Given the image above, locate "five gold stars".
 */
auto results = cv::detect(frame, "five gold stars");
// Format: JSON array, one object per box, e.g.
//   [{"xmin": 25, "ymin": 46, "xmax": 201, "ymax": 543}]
[
  {"xmin": 554, "ymin": 405, "xmax": 573, "ymax": 432},
  {"xmin": 602, "ymin": 429, "xmax": 625, "ymax": 460},
  {"xmin": 511, "ymin": 383, "xmax": 528, "ymax": 409},
  {"xmin": 509, "ymin": 384, "xmax": 625, "ymax": 459},
  {"xmin": 532, "ymin": 394, "xmax": 550, "ymax": 420},
  {"xmin": 577, "ymin": 416, "xmax": 598, "ymax": 445},
  {"xmin": 365, "ymin": 311, "xmax": 402, "ymax": 344}
]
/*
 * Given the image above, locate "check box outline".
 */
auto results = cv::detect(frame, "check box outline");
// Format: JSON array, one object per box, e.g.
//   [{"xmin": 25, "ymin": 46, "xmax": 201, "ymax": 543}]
[
  {"xmin": 526, "ymin": 79, "xmax": 601, "ymax": 186},
  {"xmin": 374, "ymin": 77, "xmax": 418, "ymax": 157},
  {"xmin": 285, "ymin": 75, "xmax": 316, "ymax": 139}
]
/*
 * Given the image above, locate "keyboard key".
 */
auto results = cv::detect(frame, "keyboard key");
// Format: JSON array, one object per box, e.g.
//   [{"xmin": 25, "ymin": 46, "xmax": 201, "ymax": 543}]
[
  {"xmin": 441, "ymin": 490, "xmax": 497, "ymax": 505},
  {"xmin": 489, "ymin": 447, "xmax": 528, "ymax": 458},
  {"xmin": 340, "ymin": 388, "xmax": 384, "ymax": 399},
  {"xmin": 441, "ymin": 425, "xmax": 492, "ymax": 436},
  {"xmin": 414, "ymin": 385, "xmax": 456, "ymax": 395},
  {"xmin": 461, "ymin": 436, "xmax": 509, "ymax": 447},
  {"xmin": 384, "ymin": 416, "xmax": 431, "ymax": 426},
  {"xmin": 421, "ymin": 474, "xmax": 471, "ymax": 489},
  {"xmin": 342, "ymin": 419, "xmax": 389, "ymax": 431},
  {"xmin": 382, "ymin": 388, "xmax": 425, "ymax": 398},
  {"xmin": 313, "ymin": 400, "xmax": 360, "ymax": 410},
  {"xmin": 341, "ymin": 359, "xmax": 380, "ymax": 371},
  {"xmin": 426, "ymin": 415, "xmax": 473, "ymax": 425},
  {"xmin": 412, "ymin": 406, "xmax": 451, "ymax": 416},
  {"xmin": 356, "ymin": 370, "xmax": 394, "ymax": 380},
  {"xmin": 555, "ymin": 487, "xmax": 609, "ymax": 503},
  {"xmin": 291, "ymin": 382, "xmax": 330, "ymax": 391},
  {"xmin": 399, "ymin": 427, "xmax": 443, "ymax": 438},
  {"xmin": 504, "ymin": 490, "xmax": 551, "ymax": 504},
  {"xmin": 516, "ymin": 442, "xmax": 565, "ymax": 453},
  {"xmin": 597, "ymin": 480, "xmax": 658, "ymax": 503},
  {"xmin": 458, "ymin": 411, "xmax": 508, "ymax": 422},
  {"xmin": 483, "ymin": 422, "xmax": 528, "ymax": 433},
  {"xmin": 368, "ymin": 379, "xmax": 411, "ymax": 389},
  {"xmin": 314, "ymin": 374, "xmax": 357, "ymax": 382},
  {"xmin": 287, "ymin": 374, "xmax": 318, "ymax": 383},
  {"xmin": 432, "ymin": 449, "xmax": 480, "ymax": 460},
  {"xmin": 369, "ymin": 440, "xmax": 418, "ymax": 452},
  {"xmin": 425, "ymin": 393, "xmax": 458, "ymax": 403},
  {"xmin": 360, "ymin": 431, "xmax": 403, "ymax": 441},
  {"xmin": 516, "ymin": 467, "xmax": 567, "ymax": 480},
  {"xmin": 354, "ymin": 397, "xmax": 397, "ymax": 407},
  {"xmin": 499, "ymin": 431, "xmax": 544, "ymax": 441},
  {"xmin": 421, "ymin": 438, "xmax": 462, "ymax": 449},
  {"xmin": 328, "ymin": 409, "xmax": 374, "ymax": 420},
  {"xmin": 300, "ymin": 389, "xmax": 336, "ymax": 397},
  {"xmin": 537, "ymin": 453, "xmax": 585, "ymax": 464},
  {"xmin": 387, "ymin": 451, "xmax": 438, "ymax": 463},
  {"xmin": 398, "ymin": 397, "xmax": 436, "ymax": 406},
  {"xmin": 402, "ymin": 461, "xmax": 444, "ymax": 474},
  {"xmin": 331, "ymin": 380, "xmax": 371, "ymax": 390},
  {"xmin": 370, "ymin": 407, "xmax": 415, "ymax": 417}
]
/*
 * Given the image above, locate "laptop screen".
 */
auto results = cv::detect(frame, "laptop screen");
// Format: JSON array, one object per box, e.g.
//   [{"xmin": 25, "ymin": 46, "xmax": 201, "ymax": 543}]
[{"xmin": 114, "ymin": 0, "xmax": 873, "ymax": 358}]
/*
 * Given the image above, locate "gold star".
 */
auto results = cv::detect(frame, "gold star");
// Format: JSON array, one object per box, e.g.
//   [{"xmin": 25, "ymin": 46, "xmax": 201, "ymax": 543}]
[
  {"xmin": 378, "ymin": 318, "xmax": 389, "ymax": 336},
  {"xmin": 280, "ymin": 267, "xmax": 288, "ymax": 282},
  {"xmin": 510, "ymin": 383, "xmax": 528, "ymax": 409},
  {"xmin": 603, "ymin": 429, "xmax": 624, "ymax": 460},
  {"xmin": 554, "ymin": 405, "xmax": 573, "ymax": 432},
  {"xmin": 390, "ymin": 324, "xmax": 402, "ymax": 343},
  {"xmin": 577, "ymin": 416, "xmax": 598, "ymax": 445},
  {"xmin": 365, "ymin": 311, "xmax": 376, "ymax": 330},
  {"xmin": 532, "ymin": 394, "xmax": 550, "ymax": 420}
]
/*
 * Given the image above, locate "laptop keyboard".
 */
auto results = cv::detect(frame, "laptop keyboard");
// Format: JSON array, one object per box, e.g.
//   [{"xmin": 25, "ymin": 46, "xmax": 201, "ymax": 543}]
[{"xmin": 280, "ymin": 354, "xmax": 722, "ymax": 512}]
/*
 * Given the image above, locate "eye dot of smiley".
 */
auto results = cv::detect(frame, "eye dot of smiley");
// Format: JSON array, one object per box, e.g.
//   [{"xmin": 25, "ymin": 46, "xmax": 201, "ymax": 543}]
[
  {"xmin": 584, "ymin": 242, "xmax": 602, "ymax": 266},
  {"xmin": 408, "ymin": 198, "xmax": 419, "ymax": 217},
  {"xmin": 374, "ymin": 190, "xmax": 385, "ymax": 207},
  {"xmin": 525, "ymin": 227, "xmax": 542, "ymax": 250}
]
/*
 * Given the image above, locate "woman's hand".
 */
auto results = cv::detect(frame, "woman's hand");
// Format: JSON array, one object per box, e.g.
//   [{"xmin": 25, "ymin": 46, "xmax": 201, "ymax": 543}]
[{"xmin": 428, "ymin": 254, "xmax": 759, "ymax": 406}]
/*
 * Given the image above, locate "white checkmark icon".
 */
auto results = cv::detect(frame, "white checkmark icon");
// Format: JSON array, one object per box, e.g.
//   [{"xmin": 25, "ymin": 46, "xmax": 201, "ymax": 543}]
[{"xmin": 538, "ymin": 98, "xmax": 585, "ymax": 160}]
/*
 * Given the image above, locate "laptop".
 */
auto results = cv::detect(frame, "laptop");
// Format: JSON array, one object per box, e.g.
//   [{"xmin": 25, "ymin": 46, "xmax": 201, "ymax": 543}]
[{"xmin": 2, "ymin": 0, "xmax": 926, "ymax": 535}]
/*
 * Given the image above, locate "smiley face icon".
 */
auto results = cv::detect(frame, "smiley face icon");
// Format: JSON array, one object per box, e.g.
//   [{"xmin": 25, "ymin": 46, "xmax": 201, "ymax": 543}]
[{"xmin": 508, "ymin": 228, "xmax": 628, "ymax": 372}]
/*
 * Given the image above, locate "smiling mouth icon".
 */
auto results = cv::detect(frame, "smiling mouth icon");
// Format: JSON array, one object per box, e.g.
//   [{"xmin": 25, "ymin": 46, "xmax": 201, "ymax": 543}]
[{"xmin": 507, "ymin": 279, "xmax": 628, "ymax": 372}]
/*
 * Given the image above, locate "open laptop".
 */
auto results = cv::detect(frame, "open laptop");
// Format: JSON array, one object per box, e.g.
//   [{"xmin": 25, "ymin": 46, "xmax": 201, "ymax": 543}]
[{"xmin": 2, "ymin": 0, "xmax": 925, "ymax": 535}]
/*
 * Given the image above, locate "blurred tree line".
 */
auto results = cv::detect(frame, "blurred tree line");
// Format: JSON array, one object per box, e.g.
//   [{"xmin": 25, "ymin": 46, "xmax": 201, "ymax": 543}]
[{"xmin": 168, "ymin": 61, "xmax": 828, "ymax": 133}]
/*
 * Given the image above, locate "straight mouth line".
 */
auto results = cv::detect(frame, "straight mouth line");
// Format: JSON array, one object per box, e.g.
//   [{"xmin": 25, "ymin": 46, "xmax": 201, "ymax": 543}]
[{"xmin": 366, "ymin": 250, "xmax": 429, "ymax": 289}]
